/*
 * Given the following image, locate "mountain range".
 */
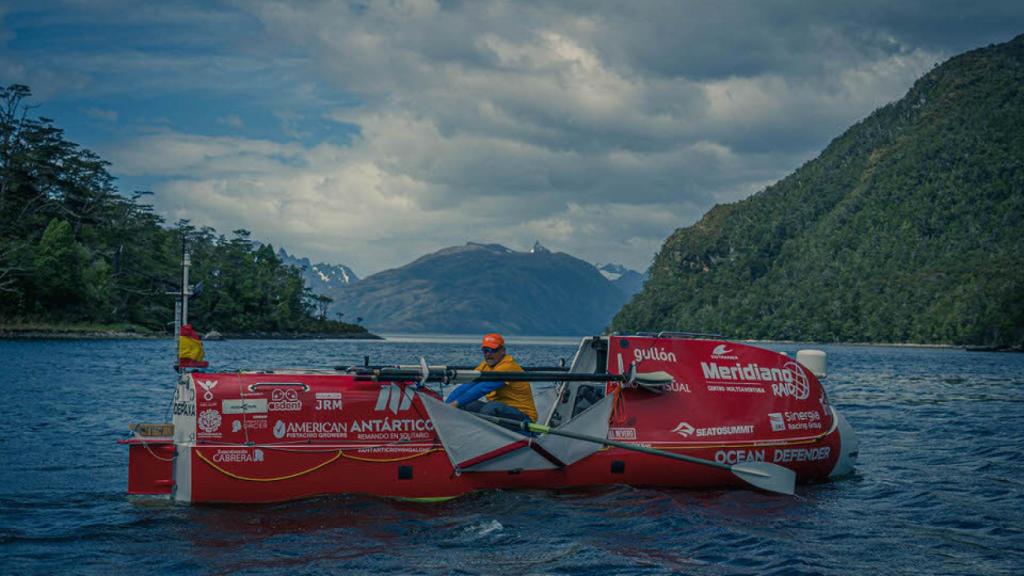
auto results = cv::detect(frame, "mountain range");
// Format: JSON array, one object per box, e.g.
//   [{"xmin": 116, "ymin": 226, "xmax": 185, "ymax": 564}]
[
  {"xmin": 305, "ymin": 242, "xmax": 637, "ymax": 335},
  {"xmin": 277, "ymin": 248, "xmax": 359, "ymax": 293},
  {"xmin": 597, "ymin": 263, "xmax": 646, "ymax": 297},
  {"xmin": 612, "ymin": 34, "xmax": 1024, "ymax": 347},
  {"xmin": 276, "ymin": 35, "xmax": 1023, "ymax": 346}
]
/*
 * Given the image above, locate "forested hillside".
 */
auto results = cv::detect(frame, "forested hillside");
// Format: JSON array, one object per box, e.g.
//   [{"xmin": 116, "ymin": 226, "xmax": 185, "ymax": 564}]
[
  {"xmin": 0, "ymin": 84, "xmax": 369, "ymax": 337},
  {"xmin": 612, "ymin": 35, "xmax": 1024, "ymax": 347}
]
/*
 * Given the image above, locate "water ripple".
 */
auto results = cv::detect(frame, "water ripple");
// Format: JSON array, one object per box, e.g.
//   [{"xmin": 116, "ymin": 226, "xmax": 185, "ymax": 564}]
[{"xmin": 2, "ymin": 340, "xmax": 1024, "ymax": 575}]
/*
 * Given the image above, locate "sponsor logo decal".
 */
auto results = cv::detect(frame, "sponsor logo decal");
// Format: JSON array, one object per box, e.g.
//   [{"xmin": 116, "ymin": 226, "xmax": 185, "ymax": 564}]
[
  {"xmin": 717, "ymin": 446, "xmax": 831, "ymax": 465},
  {"xmin": 269, "ymin": 388, "xmax": 302, "ymax": 411},
  {"xmin": 198, "ymin": 409, "xmax": 222, "ymax": 433},
  {"xmin": 197, "ymin": 379, "xmax": 218, "ymax": 401},
  {"xmin": 769, "ymin": 412, "xmax": 786, "ymax": 432},
  {"xmin": 673, "ymin": 422, "xmax": 753, "ymax": 438},
  {"xmin": 315, "ymin": 392, "xmax": 343, "ymax": 411},
  {"xmin": 671, "ymin": 422, "xmax": 695, "ymax": 437},
  {"xmin": 667, "ymin": 380, "xmax": 692, "ymax": 393},
  {"xmin": 354, "ymin": 446, "xmax": 433, "ymax": 456},
  {"xmin": 350, "ymin": 418, "xmax": 432, "ymax": 436},
  {"xmin": 229, "ymin": 415, "xmax": 268, "ymax": 434},
  {"xmin": 711, "ymin": 344, "xmax": 739, "ymax": 360},
  {"xmin": 222, "ymin": 399, "xmax": 268, "ymax": 415},
  {"xmin": 715, "ymin": 449, "xmax": 765, "ymax": 464},
  {"xmin": 773, "ymin": 362, "xmax": 810, "ymax": 400},
  {"xmin": 632, "ymin": 346, "xmax": 677, "ymax": 364},
  {"xmin": 174, "ymin": 379, "xmax": 195, "ymax": 401},
  {"xmin": 173, "ymin": 380, "xmax": 196, "ymax": 416},
  {"xmin": 700, "ymin": 360, "xmax": 811, "ymax": 400},
  {"xmin": 273, "ymin": 419, "xmax": 349, "ymax": 439},
  {"xmin": 701, "ymin": 361, "xmax": 792, "ymax": 383},
  {"xmin": 375, "ymin": 384, "xmax": 414, "ymax": 414},
  {"xmin": 243, "ymin": 417, "xmax": 267, "ymax": 431},
  {"xmin": 608, "ymin": 427, "xmax": 637, "ymax": 440},
  {"xmin": 212, "ymin": 448, "xmax": 265, "ymax": 463},
  {"xmin": 779, "ymin": 410, "xmax": 822, "ymax": 430},
  {"xmin": 773, "ymin": 446, "xmax": 831, "ymax": 463},
  {"xmin": 705, "ymin": 384, "xmax": 765, "ymax": 394}
]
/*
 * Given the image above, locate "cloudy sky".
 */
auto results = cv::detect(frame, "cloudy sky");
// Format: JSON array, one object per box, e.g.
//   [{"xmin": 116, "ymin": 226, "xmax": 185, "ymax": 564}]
[{"xmin": 2, "ymin": 1, "xmax": 1021, "ymax": 276}]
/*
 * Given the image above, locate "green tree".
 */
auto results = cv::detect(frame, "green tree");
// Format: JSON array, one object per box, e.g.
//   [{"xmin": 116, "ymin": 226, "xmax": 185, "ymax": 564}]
[
  {"xmin": 0, "ymin": 84, "xmax": 367, "ymax": 337},
  {"xmin": 32, "ymin": 218, "xmax": 85, "ymax": 311},
  {"xmin": 613, "ymin": 35, "xmax": 1024, "ymax": 347}
]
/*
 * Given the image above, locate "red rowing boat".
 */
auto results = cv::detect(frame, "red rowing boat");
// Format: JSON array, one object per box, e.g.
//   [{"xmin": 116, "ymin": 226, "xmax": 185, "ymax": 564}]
[{"xmin": 122, "ymin": 334, "xmax": 858, "ymax": 503}]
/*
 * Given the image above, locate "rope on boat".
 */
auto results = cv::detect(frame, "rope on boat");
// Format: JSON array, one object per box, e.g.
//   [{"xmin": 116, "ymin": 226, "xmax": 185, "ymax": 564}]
[
  {"xmin": 194, "ymin": 446, "xmax": 444, "ymax": 482},
  {"xmin": 139, "ymin": 437, "xmax": 176, "ymax": 462},
  {"xmin": 196, "ymin": 448, "xmax": 343, "ymax": 482}
]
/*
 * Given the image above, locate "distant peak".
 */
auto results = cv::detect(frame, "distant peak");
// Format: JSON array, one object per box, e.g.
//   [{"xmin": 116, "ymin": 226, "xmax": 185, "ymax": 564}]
[
  {"xmin": 531, "ymin": 241, "xmax": 550, "ymax": 254},
  {"xmin": 597, "ymin": 263, "xmax": 642, "ymax": 283},
  {"xmin": 277, "ymin": 247, "xmax": 358, "ymax": 285},
  {"xmin": 419, "ymin": 242, "xmax": 513, "ymax": 261},
  {"xmin": 466, "ymin": 242, "xmax": 512, "ymax": 253},
  {"xmin": 279, "ymin": 247, "xmax": 311, "ymax": 267}
]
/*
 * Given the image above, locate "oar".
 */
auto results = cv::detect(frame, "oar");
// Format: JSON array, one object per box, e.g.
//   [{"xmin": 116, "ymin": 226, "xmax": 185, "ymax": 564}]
[
  {"xmin": 341, "ymin": 364, "xmax": 570, "ymax": 373},
  {"xmin": 480, "ymin": 415, "xmax": 796, "ymax": 496},
  {"xmin": 355, "ymin": 367, "xmax": 674, "ymax": 388}
]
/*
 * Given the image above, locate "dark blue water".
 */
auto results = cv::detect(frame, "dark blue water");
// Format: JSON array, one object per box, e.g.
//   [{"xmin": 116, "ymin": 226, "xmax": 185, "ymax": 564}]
[{"xmin": 1, "ymin": 337, "xmax": 1022, "ymax": 575}]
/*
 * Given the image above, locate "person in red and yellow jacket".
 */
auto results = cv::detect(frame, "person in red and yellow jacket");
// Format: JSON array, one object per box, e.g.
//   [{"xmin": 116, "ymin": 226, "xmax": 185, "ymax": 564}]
[{"xmin": 446, "ymin": 333, "xmax": 537, "ymax": 422}]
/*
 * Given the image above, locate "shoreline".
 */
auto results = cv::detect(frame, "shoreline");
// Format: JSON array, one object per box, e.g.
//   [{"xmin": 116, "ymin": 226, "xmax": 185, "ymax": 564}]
[
  {"xmin": 739, "ymin": 338, "xmax": 960, "ymax": 350},
  {"xmin": 1, "ymin": 327, "xmax": 1016, "ymax": 350},
  {"xmin": 0, "ymin": 327, "xmax": 383, "ymax": 341}
]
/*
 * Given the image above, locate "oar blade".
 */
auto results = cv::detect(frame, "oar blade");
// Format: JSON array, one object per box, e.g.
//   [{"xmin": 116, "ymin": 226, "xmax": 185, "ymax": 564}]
[
  {"xmin": 633, "ymin": 370, "xmax": 674, "ymax": 392},
  {"xmin": 730, "ymin": 462, "xmax": 796, "ymax": 495},
  {"xmin": 634, "ymin": 370, "xmax": 673, "ymax": 384}
]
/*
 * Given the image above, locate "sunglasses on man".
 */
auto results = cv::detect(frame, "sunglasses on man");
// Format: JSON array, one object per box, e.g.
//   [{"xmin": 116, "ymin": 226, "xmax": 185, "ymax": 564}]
[{"xmin": 481, "ymin": 347, "xmax": 500, "ymax": 354}]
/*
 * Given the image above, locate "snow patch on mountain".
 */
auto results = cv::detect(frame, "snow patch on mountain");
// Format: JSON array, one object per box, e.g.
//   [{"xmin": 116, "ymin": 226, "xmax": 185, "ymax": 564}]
[
  {"xmin": 596, "ymin": 263, "xmax": 644, "ymax": 296},
  {"xmin": 277, "ymin": 248, "xmax": 359, "ymax": 295}
]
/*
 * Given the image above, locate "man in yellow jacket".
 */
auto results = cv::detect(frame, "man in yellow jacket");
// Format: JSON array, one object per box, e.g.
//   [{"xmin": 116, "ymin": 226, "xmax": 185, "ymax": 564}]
[{"xmin": 446, "ymin": 333, "xmax": 538, "ymax": 422}]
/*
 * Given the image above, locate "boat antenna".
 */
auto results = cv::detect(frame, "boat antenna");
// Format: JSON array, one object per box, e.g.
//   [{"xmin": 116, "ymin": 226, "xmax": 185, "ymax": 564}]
[
  {"xmin": 172, "ymin": 236, "xmax": 191, "ymax": 372},
  {"xmin": 181, "ymin": 237, "xmax": 190, "ymax": 330}
]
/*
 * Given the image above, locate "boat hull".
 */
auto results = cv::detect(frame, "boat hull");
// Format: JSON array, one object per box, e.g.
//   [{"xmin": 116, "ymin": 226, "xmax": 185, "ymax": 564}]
[
  {"xmin": 124, "ymin": 336, "xmax": 858, "ymax": 503},
  {"xmin": 128, "ymin": 410, "xmax": 850, "ymax": 504}
]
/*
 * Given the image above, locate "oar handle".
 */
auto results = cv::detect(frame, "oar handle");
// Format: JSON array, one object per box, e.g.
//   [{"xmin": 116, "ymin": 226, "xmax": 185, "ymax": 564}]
[
  {"xmin": 354, "ymin": 368, "xmax": 674, "ymax": 389},
  {"xmin": 355, "ymin": 369, "xmax": 629, "ymax": 384},
  {"xmin": 340, "ymin": 364, "xmax": 570, "ymax": 372}
]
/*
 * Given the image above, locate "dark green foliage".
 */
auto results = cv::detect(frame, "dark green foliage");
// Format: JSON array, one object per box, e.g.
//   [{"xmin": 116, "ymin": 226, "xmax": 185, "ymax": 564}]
[
  {"xmin": 0, "ymin": 84, "xmax": 367, "ymax": 336},
  {"xmin": 612, "ymin": 35, "xmax": 1024, "ymax": 347},
  {"xmin": 33, "ymin": 218, "xmax": 86, "ymax": 310}
]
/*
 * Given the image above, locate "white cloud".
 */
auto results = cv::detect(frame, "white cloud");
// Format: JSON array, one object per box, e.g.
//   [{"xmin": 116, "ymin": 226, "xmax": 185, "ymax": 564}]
[
  {"xmin": 10, "ymin": 1, "xmax": 1022, "ymax": 274},
  {"xmin": 111, "ymin": 121, "xmax": 805, "ymax": 275},
  {"xmin": 84, "ymin": 106, "xmax": 118, "ymax": 122},
  {"xmin": 217, "ymin": 114, "xmax": 244, "ymax": 129}
]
